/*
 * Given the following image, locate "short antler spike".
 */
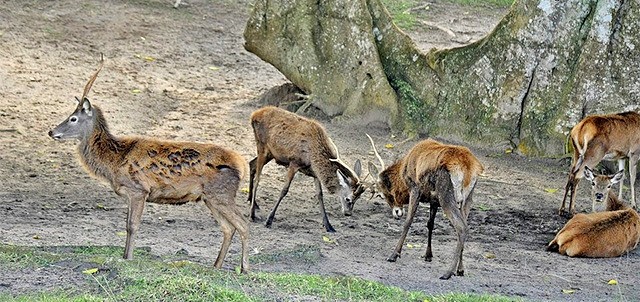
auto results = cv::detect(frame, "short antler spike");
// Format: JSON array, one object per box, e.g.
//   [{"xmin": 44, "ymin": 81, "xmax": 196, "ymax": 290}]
[{"xmin": 80, "ymin": 53, "xmax": 104, "ymax": 102}]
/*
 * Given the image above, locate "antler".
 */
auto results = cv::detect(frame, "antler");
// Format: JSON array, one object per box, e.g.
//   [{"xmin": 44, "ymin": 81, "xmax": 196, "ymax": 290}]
[
  {"xmin": 365, "ymin": 133, "xmax": 385, "ymax": 170},
  {"xmin": 80, "ymin": 53, "xmax": 104, "ymax": 101}
]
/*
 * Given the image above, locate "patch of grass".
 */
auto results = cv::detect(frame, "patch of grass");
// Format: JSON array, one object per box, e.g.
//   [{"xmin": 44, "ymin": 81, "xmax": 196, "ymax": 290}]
[
  {"xmin": 0, "ymin": 244, "xmax": 522, "ymax": 302},
  {"xmin": 381, "ymin": 0, "xmax": 420, "ymax": 30}
]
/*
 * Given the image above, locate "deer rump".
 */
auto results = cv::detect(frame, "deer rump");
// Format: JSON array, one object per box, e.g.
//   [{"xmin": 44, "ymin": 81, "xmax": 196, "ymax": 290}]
[{"xmin": 548, "ymin": 209, "xmax": 640, "ymax": 258}]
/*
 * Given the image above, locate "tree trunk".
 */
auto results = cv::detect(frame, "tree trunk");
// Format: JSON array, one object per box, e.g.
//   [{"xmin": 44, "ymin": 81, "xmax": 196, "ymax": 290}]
[{"xmin": 244, "ymin": 0, "xmax": 640, "ymax": 156}]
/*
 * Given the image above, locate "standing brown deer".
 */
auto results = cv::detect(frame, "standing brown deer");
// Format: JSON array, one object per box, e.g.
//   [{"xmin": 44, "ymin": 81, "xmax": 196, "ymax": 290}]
[
  {"xmin": 560, "ymin": 111, "xmax": 640, "ymax": 214},
  {"xmin": 48, "ymin": 58, "xmax": 250, "ymax": 272},
  {"xmin": 247, "ymin": 106, "xmax": 365, "ymax": 233},
  {"xmin": 548, "ymin": 167, "xmax": 640, "ymax": 258},
  {"xmin": 367, "ymin": 136, "xmax": 484, "ymax": 280}
]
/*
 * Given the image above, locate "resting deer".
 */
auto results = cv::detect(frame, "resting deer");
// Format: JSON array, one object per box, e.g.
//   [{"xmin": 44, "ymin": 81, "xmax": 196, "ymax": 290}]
[
  {"xmin": 48, "ymin": 58, "xmax": 250, "ymax": 272},
  {"xmin": 548, "ymin": 167, "xmax": 640, "ymax": 257},
  {"xmin": 247, "ymin": 106, "xmax": 365, "ymax": 232},
  {"xmin": 560, "ymin": 111, "xmax": 640, "ymax": 214},
  {"xmin": 367, "ymin": 135, "xmax": 484, "ymax": 279}
]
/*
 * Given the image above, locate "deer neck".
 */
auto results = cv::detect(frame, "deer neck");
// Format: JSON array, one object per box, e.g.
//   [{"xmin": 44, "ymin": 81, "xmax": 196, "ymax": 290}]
[
  {"xmin": 606, "ymin": 190, "xmax": 628, "ymax": 211},
  {"xmin": 77, "ymin": 107, "xmax": 128, "ymax": 183}
]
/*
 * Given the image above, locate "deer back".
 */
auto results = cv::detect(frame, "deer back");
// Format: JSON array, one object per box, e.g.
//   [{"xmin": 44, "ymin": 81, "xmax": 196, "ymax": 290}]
[
  {"xmin": 551, "ymin": 209, "xmax": 640, "ymax": 257},
  {"xmin": 402, "ymin": 139, "xmax": 483, "ymax": 201},
  {"xmin": 571, "ymin": 112, "xmax": 640, "ymax": 157}
]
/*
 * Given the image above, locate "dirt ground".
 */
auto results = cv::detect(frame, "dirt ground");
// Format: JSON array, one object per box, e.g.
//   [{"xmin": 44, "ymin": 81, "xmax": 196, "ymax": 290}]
[{"xmin": 1, "ymin": 0, "xmax": 638, "ymax": 301}]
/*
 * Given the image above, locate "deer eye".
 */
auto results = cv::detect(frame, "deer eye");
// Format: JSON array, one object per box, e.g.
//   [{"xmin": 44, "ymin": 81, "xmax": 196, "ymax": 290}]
[
  {"xmin": 69, "ymin": 116, "xmax": 78, "ymax": 123},
  {"xmin": 591, "ymin": 182, "xmax": 596, "ymax": 186},
  {"xmin": 607, "ymin": 185, "xmax": 612, "ymax": 189}
]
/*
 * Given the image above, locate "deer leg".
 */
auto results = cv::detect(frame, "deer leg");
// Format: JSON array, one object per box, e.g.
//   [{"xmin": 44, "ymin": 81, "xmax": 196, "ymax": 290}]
[
  {"xmin": 124, "ymin": 192, "xmax": 147, "ymax": 260},
  {"xmin": 205, "ymin": 199, "xmax": 250, "ymax": 273},
  {"xmin": 265, "ymin": 164, "xmax": 298, "ymax": 228},
  {"xmin": 438, "ymin": 192, "xmax": 467, "ymax": 280},
  {"xmin": 250, "ymin": 153, "xmax": 272, "ymax": 222},
  {"xmin": 314, "ymin": 177, "xmax": 336, "ymax": 233},
  {"xmin": 629, "ymin": 155, "xmax": 638, "ymax": 208},
  {"xmin": 387, "ymin": 186, "xmax": 421, "ymax": 262},
  {"xmin": 423, "ymin": 200, "xmax": 438, "ymax": 262},
  {"xmin": 560, "ymin": 173, "xmax": 575, "ymax": 214},
  {"xmin": 247, "ymin": 158, "xmax": 259, "ymax": 209},
  {"xmin": 618, "ymin": 159, "xmax": 626, "ymax": 199}
]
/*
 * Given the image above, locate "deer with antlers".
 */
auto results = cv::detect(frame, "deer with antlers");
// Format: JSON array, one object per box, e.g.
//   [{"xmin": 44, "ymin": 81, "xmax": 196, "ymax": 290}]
[
  {"xmin": 247, "ymin": 106, "xmax": 365, "ymax": 232},
  {"xmin": 548, "ymin": 167, "xmax": 640, "ymax": 257},
  {"xmin": 48, "ymin": 57, "xmax": 250, "ymax": 272},
  {"xmin": 366, "ymin": 135, "xmax": 483, "ymax": 279},
  {"xmin": 560, "ymin": 111, "xmax": 640, "ymax": 215}
]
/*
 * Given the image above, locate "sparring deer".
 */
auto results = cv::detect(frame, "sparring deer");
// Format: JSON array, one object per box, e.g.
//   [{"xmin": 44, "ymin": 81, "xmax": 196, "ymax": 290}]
[
  {"xmin": 48, "ymin": 58, "xmax": 250, "ymax": 272},
  {"xmin": 247, "ymin": 106, "xmax": 365, "ymax": 233},
  {"xmin": 560, "ymin": 111, "xmax": 640, "ymax": 214},
  {"xmin": 367, "ymin": 135, "xmax": 484, "ymax": 279},
  {"xmin": 548, "ymin": 167, "xmax": 640, "ymax": 257}
]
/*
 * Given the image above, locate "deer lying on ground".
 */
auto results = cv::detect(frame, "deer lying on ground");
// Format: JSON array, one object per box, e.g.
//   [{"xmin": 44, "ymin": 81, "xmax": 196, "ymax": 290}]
[
  {"xmin": 548, "ymin": 167, "xmax": 640, "ymax": 257},
  {"xmin": 560, "ymin": 111, "xmax": 640, "ymax": 215},
  {"xmin": 247, "ymin": 106, "xmax": 365, "ymax": 232},
  {"xmin": 48, "ymin": 58, "xmax": 250, "ymax": 272},
  {"xmin": 367, "ymin": 135, "xmax": 484, "ymax": 279}
]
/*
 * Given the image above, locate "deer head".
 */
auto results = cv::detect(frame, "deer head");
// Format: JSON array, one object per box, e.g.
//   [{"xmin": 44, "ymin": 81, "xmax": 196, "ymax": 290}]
[
  {"xmin": 365, "ymin": 134, "xmax": 406, "ymax": 219},
  {"xmin": 49, "ymin": 56, "xmax": 104, "ymax": 141},
  {"xmin": 584, "ymin": 166, "xmax": 624, "ymax": 211}
]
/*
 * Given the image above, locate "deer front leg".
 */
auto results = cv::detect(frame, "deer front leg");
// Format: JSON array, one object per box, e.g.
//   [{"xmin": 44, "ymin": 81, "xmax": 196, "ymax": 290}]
[
  {"xmin": 387, "ymin": 186, "xmax": 420, "ymax": 262},
  {"xmin": 423, "ymin": 201, "xmax": 438, "ymax": 262},
  {"xmin": 313, "ymin": 178, "xmax": 335, "ymax": 233},
  {"xmin": 124, "ymin": 192, "xmax": 147, "ymax": 259}
]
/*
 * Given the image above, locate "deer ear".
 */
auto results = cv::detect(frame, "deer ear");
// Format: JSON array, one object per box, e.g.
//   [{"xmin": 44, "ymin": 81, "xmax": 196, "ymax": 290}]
[
  {"xmin": 336, "ymin": 169, "xmax": 349, "ymax": 188},
  {"xmin": 81, "ymin": 98, "xmax": 93, "ymax": 117},
  {"xmin": 368, "ymin": 162, "xmax": 379, "ymax": 180},
  {"xmin": 611, "ymin": 169, "xmax": 625, "ymax": 184},
  {"xmin": 584, "ymin": 166, "xmax": 595, "ymax": 181},
  {"xmin": 353, "ymin": 159, "xmax": 362, "ymax": 177}
]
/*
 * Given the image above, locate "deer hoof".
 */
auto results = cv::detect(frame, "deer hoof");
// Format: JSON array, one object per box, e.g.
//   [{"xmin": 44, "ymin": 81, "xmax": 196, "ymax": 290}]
[
  {"xmin": 386, "ymin": 252, "xmax": 400, "ymax": 262},
  {"xmin": 456, "ymin": 269, "xmax": 464, "ymax": 276},
  {"xmin": 439, "ymin": 271, "xmax": 454, "ymax": 280}
]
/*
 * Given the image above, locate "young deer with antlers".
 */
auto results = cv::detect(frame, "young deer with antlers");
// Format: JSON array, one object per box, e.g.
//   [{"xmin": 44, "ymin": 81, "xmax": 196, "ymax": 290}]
[
  {"xmin": 247, "ymin": 106, "xmax": 365, "ymax": 233},
  {"xmin": 367, "ymin": 135, "xmax": 483, "ymax": 280},
  {"xmin": 560, "ymin": 111, "xmax": 640, "ymax": 214},
  {"xmin": 548, "ymin": 167, "xmax": 640, "ymax": 257},
  {"xmin": 48, "ymin": 58, "xmax": 250, "ymax": 272}
]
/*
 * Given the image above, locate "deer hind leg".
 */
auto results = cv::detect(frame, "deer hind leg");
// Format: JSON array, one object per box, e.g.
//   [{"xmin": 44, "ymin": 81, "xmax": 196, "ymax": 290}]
[
  {"xmin": 265, "ymin": 164, "xmax": 299, "ymax": 228},
  {"xmin": 205, "ymin": 199, "xmax": 250, "ymax": 273},
  {"xmin": 249, "ymin": 152, "xmax": 273, "ymax": 222},
  {"xmin": 124, "ymin": 191, "xmax": 148, "ymax": 260},
  {"xmin": 313, "ymin": 177, "xmax": 336, "ymax": 233},
  {"xmin": 618, "ymin": 159, "xmax": 626, "ymax": 200},
  {"xmin": 387, "ymin": 185, "xmax": 421, "ymax": 262},
  {"xmin": 432, "ymin": 169, "xmax": 467, "ymax": 280},
  {"xmin": 629, "ymin": 155, "xmax": 639, "ymax": 208}
]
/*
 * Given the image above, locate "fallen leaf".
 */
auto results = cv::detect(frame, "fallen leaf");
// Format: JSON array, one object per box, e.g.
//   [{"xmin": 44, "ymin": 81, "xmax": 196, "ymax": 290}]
[
  {"xmin": 133, "ymin": 54, "xmax": 141, "ymax": 59},
  {"xmin": 144, "ymin": 56, "xmax": 155, "ymax": 62},
  {"xmin": 96, "ymin": 203, "xmax": 105, "ymax": 209},
  {"xmin": 240, "ymin": 187, "xmax": 250, "ymax": 194},
  {"xmin": 561, "ymin": 289, "xmax": 575, "ymax": 294},
  {"xmin": 384, "ymin": 143, "xmax": 394, "ymax": 149},
  {"xmin": 116, "ymin": 231, "xmax": 127, "ymax": 237},
  {"xmin": 608, "ymin": 279, "xmax": 618, "ymax": 285},
  {"xmin": 208, "ymin": 66, "xmax": 220, "ymax": 71},
  {"xmin": 82, "ymin": 268, "xmax": 99, "ymax": 275},
  {"xmin": 483, "ymin": 252, "xmax": 496, "ymax": 259},
  {"xmin": 140, "ymin": 36, "xmax": 146, "ymax": 41},
  {"xmin": 32, "ymin": 235, "xmax": 40, "ymax": 240},
  {"xmin": 131, "ymin": 89, "xmax": 141, "ymax": 94},
  {"xmin": 505, "ymin": 148, "xmax": 513, "ymax": 154},
  {"xmin": 322, "ymin": 235, "xmax": 333, "ymax": 243},
  {"xmin": 544, "ymin": 188, "xmax": 558, "ymax": 194}
]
